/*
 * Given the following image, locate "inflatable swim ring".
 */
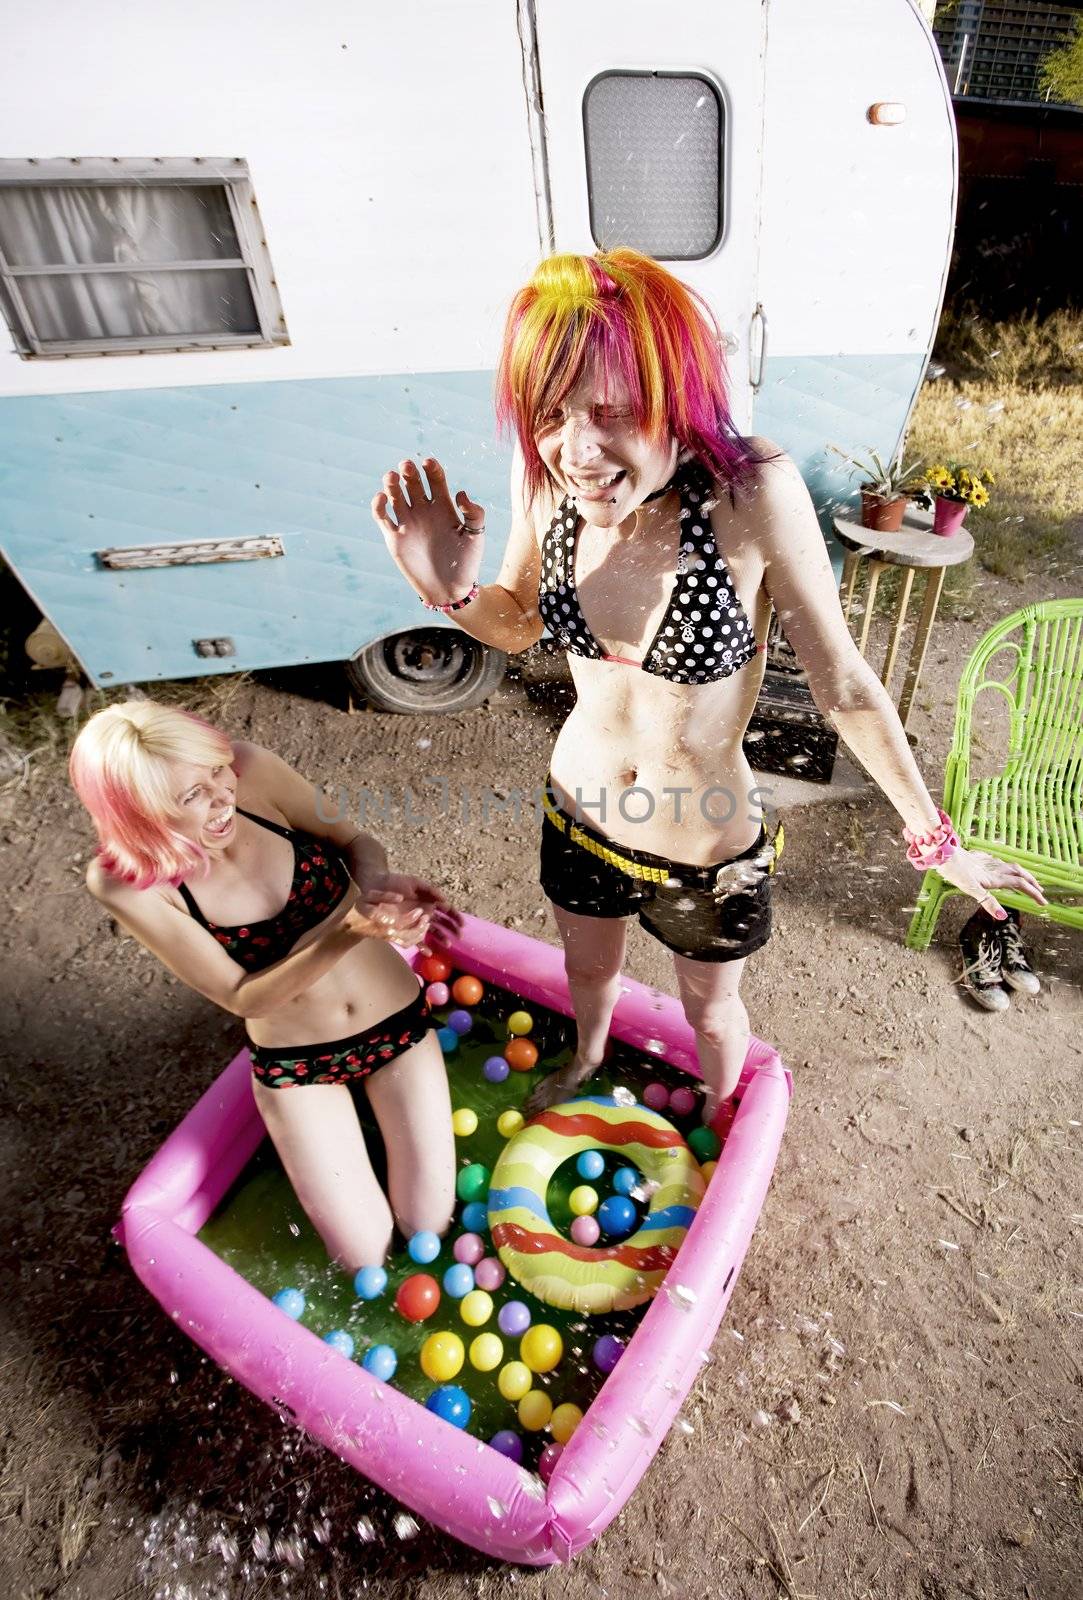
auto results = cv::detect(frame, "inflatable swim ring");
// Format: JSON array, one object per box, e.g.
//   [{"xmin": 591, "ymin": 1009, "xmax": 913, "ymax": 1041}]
[{"xmin": 488, "ymin": 1096, "xmax": 705, "ymax": 1313}]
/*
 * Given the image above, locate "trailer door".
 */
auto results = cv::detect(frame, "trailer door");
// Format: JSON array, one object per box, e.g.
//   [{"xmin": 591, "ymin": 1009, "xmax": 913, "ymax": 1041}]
[{"xmin": 528, "ymin": 0, "xmax": 766, "ymax": 432}]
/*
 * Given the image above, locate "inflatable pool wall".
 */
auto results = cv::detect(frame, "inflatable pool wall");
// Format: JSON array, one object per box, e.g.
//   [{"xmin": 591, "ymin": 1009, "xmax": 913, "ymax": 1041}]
[{"xmin": 117, "ymin": 913, "xmax": 791, "ymax": 1564}]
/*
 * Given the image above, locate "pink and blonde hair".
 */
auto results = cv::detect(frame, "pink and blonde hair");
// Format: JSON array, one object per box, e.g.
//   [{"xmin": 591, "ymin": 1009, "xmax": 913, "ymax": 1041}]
[
  {"xmin": 69, "ymin": 700, "xmax": 234, "ymax": 889},
  {"xmin": 496, "ymin": 248, "xmax": 773, "ymax": 502}
]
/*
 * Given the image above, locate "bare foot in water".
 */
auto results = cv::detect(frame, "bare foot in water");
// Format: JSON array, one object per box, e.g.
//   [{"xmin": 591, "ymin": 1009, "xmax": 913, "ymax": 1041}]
[{"xmin": 523, "ymin": 1056, "xmax": 605, "ymax": 1117}]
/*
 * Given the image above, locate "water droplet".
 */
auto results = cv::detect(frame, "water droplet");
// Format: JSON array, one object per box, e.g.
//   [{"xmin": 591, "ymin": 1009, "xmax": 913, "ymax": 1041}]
[
  {"xmin": 675, "ymin": 1417, "xmax": 694, "ymax": 1435},
  {"xmin": 393, "ymin": 1513, "xmax": 420, "ymax": 1540},
  {"xmin": 487, "ymin": 1496, "xmax": 507, "ymax": 1520},
  {"xmin": 288, "ymin": 1222, "xmax": 300, "ymax": 1237},
  {"xmin": 644, "ymin": 1037, "xmax": 665, "ymax": 1055},
  {"xmin": 354, "ymin": 1516, "xmax": 376, "ymax": 1543},
  {"xmin": 664, "ymin": 1282, "xmax": 698, "ymax": 1310},
  {"xmin": 611, "ymin": 1085, "xmax": 637, "ymax": 1107},
  {"xmin": 629, "ymin": 1414, "xmax": 651, "ymax": 1436}
]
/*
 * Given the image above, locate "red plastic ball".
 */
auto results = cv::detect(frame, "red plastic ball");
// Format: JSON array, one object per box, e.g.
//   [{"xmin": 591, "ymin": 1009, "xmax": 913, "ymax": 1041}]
[
  {"xmin": 418, "ymin": 954, "xmax": 453, "ymax": 984},
  {"xmin": 452, "ymin": 974, "xmax": 484, "ymax": 1005},
  {"xmin": 505, "ymin": 1038, "xmax": 539, "ymax": 1072},
  {"xmin": 395, "ymin": 1273, "xmax": 441, "ymax": 1322}
]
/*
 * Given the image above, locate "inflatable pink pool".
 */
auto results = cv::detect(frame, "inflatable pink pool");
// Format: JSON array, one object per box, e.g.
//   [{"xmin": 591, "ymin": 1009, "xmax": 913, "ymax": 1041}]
[{"xmin": 117, "ymin": 913, "xmax": 790, "ymax": 1565}]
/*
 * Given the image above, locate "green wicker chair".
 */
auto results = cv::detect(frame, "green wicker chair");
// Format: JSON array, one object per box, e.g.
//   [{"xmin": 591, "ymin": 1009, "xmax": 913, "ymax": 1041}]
[{"xmin": 906, "ymin": 599, "xmax": 1083, "ymax": 950}]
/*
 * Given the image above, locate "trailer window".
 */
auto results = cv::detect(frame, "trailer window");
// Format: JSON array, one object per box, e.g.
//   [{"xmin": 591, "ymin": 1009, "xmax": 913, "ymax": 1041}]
[
  {"xmin": 583, "ymin": 73, "xmax": 723, "ymax": 260},
  {"xmin": 0, "ymin": 158, "xmax": 288, "ymax": 359}
]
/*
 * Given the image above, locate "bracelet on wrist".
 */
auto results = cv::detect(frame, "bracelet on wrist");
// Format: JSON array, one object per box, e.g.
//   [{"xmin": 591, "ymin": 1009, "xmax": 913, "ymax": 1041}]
[
  {"xmin": 420, "ymin": 582, "xmax": 480, "ymax": 614},
  {"xmin": 902, "ymin": 806, "xmax": 959, "ymax": 869}
]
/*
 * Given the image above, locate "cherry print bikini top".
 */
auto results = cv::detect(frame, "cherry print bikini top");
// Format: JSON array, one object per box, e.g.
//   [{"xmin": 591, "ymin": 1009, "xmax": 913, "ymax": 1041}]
[
  {"xmin": 177, "ymin": 808, "xmax": 352, "ymax": 972},
  {"xmin": 537, "ymin": 458, "xmax": 759, "ymax": 685}
]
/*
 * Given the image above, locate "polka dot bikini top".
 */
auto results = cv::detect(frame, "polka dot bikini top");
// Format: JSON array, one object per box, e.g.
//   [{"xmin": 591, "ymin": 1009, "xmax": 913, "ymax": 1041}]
[{"xmin": 537, "ymin": 459, "xmax": 758, "ymax": 684}]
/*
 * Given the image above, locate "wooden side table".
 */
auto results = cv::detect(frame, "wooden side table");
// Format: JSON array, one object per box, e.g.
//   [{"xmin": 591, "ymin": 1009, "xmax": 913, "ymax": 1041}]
[{"xmin": 832, "ymin": 506, "xmax": 974, "ymax": 729}]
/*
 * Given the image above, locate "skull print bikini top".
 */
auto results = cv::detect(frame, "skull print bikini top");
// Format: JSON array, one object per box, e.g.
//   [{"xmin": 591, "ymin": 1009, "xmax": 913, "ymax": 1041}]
[{"xmin": 536, "ymin": 459, "xmax": 759, "ymax": 685}]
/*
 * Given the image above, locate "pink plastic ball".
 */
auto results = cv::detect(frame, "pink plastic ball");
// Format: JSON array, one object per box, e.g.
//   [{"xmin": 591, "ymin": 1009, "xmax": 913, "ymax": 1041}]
[
  {"xmin": 642, "ymin": 1081, "xmax": 670, "ymax": 1111},
  {"xmin": 453, "ymin": 1232, "xmax": 485, "ymax": 1266},
  {"xmin": 538, "ymin": 1442, "xmax": 563, "ymax": 1483},
  {"xmin": 669, "ymin": 1086, "xmax": 697, "ymax": 1117},
  {"xmin": 474, "ymin": 1256, "xmax": 506, "ymax": 1292},
  {"xmin": 570, "ymin": 1214, "xmax": 601, "ymax": 1247},
  {"xmin": 425, "ymin": 981, "xmax": 450, "ymax": 1007}
]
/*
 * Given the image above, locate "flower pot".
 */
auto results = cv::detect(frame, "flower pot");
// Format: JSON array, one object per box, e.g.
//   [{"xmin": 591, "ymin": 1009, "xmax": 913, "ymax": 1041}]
[
  {"xmin": 860, "ymin": 490, "xmax": 908, "ymax": 532},
  {"xmin": 932, "ymin": 497, "xmax": 969, "ymax": 537}
]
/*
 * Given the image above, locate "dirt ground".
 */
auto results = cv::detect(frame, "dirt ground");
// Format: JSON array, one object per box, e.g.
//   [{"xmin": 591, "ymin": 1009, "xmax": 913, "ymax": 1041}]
[{"xmin": 1, "ymin": 559, "xmax": 1081, "ymax": 1600}]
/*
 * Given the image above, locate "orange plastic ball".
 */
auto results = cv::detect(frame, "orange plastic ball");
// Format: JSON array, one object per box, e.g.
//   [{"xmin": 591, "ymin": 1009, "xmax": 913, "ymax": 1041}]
[
  {"xmin": 418, "ymin": 954, "xmax": 453, "ymax": 984},
  {"xmin": 452, "ymin": 975, "xmax": 484, "ymax": 1005},
  {"xmin": 505, "ymin": 1038, "xmax": 539, "ymax": 1072},
  {"xmin": 394, "ymin": 1273, "xmax": 441, "ymax": 1322}
]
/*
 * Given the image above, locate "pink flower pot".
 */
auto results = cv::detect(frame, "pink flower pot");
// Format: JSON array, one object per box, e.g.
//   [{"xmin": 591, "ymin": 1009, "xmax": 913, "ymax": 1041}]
[{"xmin": 933, "ymin": 497, "xmax": 969, "ymax": 537}]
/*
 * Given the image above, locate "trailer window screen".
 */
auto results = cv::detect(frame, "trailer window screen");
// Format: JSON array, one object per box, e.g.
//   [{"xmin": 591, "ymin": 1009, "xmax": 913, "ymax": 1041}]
[
  {"xmin": 0, "ymin": 159, "xmax": 288, "ymax": 359},
  {"xmin": 584, "ymin": 73, "xmax": 723, "ymax": 260}
]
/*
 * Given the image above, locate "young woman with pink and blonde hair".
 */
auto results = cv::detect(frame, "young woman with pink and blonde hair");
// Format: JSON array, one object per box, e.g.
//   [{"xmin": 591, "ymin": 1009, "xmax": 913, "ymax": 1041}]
[
  {"xmin": 71, "ymin": 700, "xmax": 461, "ymax": 1272},
  {"xmin": 374, "ymin": 249, "xmax": 1044, "ymax": 1126}
]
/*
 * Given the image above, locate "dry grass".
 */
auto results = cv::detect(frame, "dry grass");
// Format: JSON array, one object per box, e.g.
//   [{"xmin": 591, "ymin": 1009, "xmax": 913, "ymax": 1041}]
[{"xmin": 934, "ymin": 304, "xmax": 1083, "ymax": 390}]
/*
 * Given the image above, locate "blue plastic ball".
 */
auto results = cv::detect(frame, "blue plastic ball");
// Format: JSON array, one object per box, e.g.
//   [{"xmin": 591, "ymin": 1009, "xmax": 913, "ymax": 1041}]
[
  {"xmin": 425, "ymin": 1384, "xmax": 472, "ymax": 1428},
  {"xmin": 482, "ymin": 1055, "xmax": 510, "ymax": 1084},
  {"xmin": 353, "ymin": 1265, "xmax": 388, "ymax": 1301},
  {"xmin": 443, "ymin": 1262, "xmax": 475, "ymax": 1298},
  {"xmin": 272, "ymin": 1287, "xmax": 305, "ymax": 1319},
  {"xmin": 408, "ymin": 1229, "xmax": 442, "ymax": 1265},
  {"xmin": 592, "ymin": 1333, "xmax": 625, "ymax": 1375},
  {"xmin": 437, "ymin": 1026, "xmax": 459, "ymax": 1053},
  {"xmin": 490, "ymin": 1429, "xmax": 524, "ymax": 1462},
  {"xmin": 323, "ymin": 1329, "xmax": 355, "ymax": 1358},
  {"xmin": 446, "ymin": 1008, "xmax": 473, "ymax": 1036},
  {"xmin": 598, "ymin": 1194, "xmax": 638, "ymax": 1239},
  {"xmin": 576, "ymin": 1149, "xmax": 606, "ymax": 1181},
  {"xmin": 611, "ymin": 1166, "xmax": 641, "ymax": 1197},
  {"xmin": 461, "ymin": 1201, "xmax": 488, "ymax": 1234},
  {"xmin": 362, "ymin": 1344, "xmax": 398, "ymax": 1381}
]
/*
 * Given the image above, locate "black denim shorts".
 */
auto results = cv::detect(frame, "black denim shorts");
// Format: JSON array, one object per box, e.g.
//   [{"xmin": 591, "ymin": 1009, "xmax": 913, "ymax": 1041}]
[{"xmin": 539, "ymin": 791, "xmax": 779, "ymax": 963}]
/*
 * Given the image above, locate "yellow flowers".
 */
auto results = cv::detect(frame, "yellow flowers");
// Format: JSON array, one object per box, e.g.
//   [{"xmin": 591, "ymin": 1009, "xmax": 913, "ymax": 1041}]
[{"xmin": 924, "ymin": 460, "xmax": 995, "ymax": 508}]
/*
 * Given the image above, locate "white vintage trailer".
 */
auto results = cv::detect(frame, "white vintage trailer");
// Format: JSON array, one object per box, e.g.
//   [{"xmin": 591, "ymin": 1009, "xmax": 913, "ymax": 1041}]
[{"xmin": 0, "ymin": 0, "xmax": 954, "ymax": 710}]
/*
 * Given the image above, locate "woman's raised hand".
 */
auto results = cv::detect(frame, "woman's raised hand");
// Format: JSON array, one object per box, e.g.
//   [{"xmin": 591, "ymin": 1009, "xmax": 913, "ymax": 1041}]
[{"xmin": 372, "ymin": 457, "xmax": 486, "ymax": 607}]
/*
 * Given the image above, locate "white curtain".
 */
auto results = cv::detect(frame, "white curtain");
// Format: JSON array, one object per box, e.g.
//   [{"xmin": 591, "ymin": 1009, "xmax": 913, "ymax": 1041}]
[{"xmin": 0, "ymin": 184, "xmax": 258, "ymax": 342}]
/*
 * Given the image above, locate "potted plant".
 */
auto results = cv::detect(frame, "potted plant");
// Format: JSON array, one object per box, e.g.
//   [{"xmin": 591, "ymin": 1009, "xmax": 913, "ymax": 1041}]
[
  {"xmin": 829, "ymin": 444, "xmax": 927, "ymax": 532},
  {"xmin": 919, "ymin": 461, "xmax": 994, "ymax": 536}
]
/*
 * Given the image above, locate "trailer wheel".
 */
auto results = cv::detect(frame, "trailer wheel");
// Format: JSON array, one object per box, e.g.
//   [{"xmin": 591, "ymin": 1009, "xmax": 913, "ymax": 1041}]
[{"xmin": 344, "ymin": 628, "xmax": 508, "ymax": 714}]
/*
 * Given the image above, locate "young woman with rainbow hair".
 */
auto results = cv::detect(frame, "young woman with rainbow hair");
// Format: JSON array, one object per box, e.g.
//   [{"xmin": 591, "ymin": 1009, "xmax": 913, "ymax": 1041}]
[
  {"xmin": 374, "ymin": 248, "xmax": 1044, "ymax": 1125},
  {"xmin": 71, "ymin": 699, "xmax": 462, "ymax": 1271}
]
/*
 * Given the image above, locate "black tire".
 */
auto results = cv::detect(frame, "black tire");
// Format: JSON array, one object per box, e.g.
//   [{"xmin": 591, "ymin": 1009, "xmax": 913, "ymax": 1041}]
[{"xmin": 344, "ymin": 627, "xmax": 508, "ymax": 714}]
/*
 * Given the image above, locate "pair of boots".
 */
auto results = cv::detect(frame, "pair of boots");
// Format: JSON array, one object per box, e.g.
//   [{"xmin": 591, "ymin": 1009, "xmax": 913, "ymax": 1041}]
[{"xmin": 958, "ymin": 906, "xmax": 1040, "ymax": 1012}]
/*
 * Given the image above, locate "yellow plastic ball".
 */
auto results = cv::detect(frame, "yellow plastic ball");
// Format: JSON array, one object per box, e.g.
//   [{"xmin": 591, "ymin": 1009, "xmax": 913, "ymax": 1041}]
[
  {"xmin": 469, "ymin": 1332, "xmax": 504, "ymax": 1372},
  {"xmin": 419, "ymin": 1330, "xmax": 464, "ymax": 1383},
  {"xmin": 498, "ymin": 1361, "xmax": 533, "ymax": 1401},
  {"xmin": 451, "ymin": 1107, "xmax": 479, "ymax": 1137},
  {"xmin": 460, "ymin": 1289, "xmax": 494, "ymax": 1328},
  {"xmin": 507, "ymin": 1010, "xmax": 534, "ymax": 1036},
  {"xmin": 550, "ymin": 1402, "xmax": 584, "ymax": 1445},
  {"xmin": 700, "ymin": 1159, "xmax": 718, "ymax": 1183},
  {"xmin": 497, "ymin": 1109, "xmax": 525, "ymax": 1138},
  {"xmin": 520, "ymin": 1323, "xmax": 563, "ymax": 1374},
  {"xmin": 568, "ymin": 1185, "xmax": 599, "ymax": 1217},
  {"xmin": 518, "ymin": 1389, "xmax": 553, "ymax": 1432}
]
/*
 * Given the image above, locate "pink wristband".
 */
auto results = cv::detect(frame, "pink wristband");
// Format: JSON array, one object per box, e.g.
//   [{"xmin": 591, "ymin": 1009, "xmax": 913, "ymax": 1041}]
[
  {"xmin": 420, "ymin": 582, "xmax": 480, "ymax": 614},
  {"xmin": 903, "ymin": 807, "xmax": 959, "ymax": 869}
]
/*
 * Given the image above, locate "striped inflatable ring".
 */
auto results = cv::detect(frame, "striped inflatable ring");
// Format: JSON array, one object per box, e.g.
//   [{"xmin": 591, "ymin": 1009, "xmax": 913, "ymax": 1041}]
[{"xmin": 487, "ymin": 1096, "xmax": 705, "ymax": 1314}]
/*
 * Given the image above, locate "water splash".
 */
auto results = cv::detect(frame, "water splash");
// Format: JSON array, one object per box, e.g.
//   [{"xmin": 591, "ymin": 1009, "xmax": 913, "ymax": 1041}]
[{"xmin": 393, "ymin": 1512, "xmax": 420, "ymax": 1540}]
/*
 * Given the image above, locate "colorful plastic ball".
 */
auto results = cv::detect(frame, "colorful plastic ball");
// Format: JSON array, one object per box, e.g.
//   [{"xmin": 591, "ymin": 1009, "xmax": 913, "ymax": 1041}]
[
  {"xmin": 643, "ymin": 1081, "xmax": 670, "ymax": 1111},
  {"xmin": 688, "ymin": 1125, "xmax": 721, "ymax": 1163},
  {"xmin": 460, "ymin": 1200, "xmax": 488, "ymax": 1234},
  {"xmin": 497, "ymin": 1361, "xmax": 532, "ymax": 1402},
  {"xmin": 570, "ymin": 1214, "xmax": 601, "ymax": 1247},
  {"xmin": 669, "ymin": 1086, "xmax": 698, "ymax": 1117},
  {"xmin": 569, "ymin": 1185, "xmax": 599, "ymax": 1217},
  {"xmin": 518, "ymin": 1390, "xmax": 553, "ymax": 1432},
  {"xmin": 598, "ymin": 1195, "xmax": 638, "ymax": 1239},
  {"xmin": 452, "ymin": 974, "xmax": 485, "ymax": 1005},
  {"xmin": 576, "ymin": 1149, "xmax": 606, "ymax": 1181},
  {"xmin": 497, "ymin": 1300, "xmax": 532, "ymax": 1337},
  {"xmin": 453, "ymin": 1231, "xmax": 485, "ymax": 1266},
  {"xmin": 497, "ymin": 1109, "xmax": 524, "ymax": 1137},
  {"xmin": 418, "ymin": 954, "xmax": 452, "ymax": 983},
  {"xmin": 489, "ymin": 1428, "xmax": 523, "ymax": 1462},
  {"xmin": 322, "ymin": 1329, "xmax": 355, "ymax": 1358},
  {"xmin": 425, "ymin": 1385, "xmax": 471, "ymax": 1429},
  {"xmin": 593, "ymin": 1334, "xmax": 625, "ymax": 1374},
  {"xmin": 483, "ymin": 1055, "xmax": 510, "ymax": 1084},
  {"xmin": 407, "ymin": 1229, "xmax": 441, "ymax": 1265},
  {"xmin": 550, "ymin": 1402, "xmax": 584, "ymax": 1444},
  {"xmin": 505, "ymin": 1038, "xmax": 539, "ymax": 1072},
  {"xmin": 611, "ymin": 1166, "xmax": 641, "ymax": 1197},
  {"xmin": 424, "ymin": 981, "xmax": 450, "ymax": 1007},
  {"xmin": 460, "ymin": 1289, "xmax": 494, "ymax": 1327},
  {"xmin": 507, "ymin": 1009, "xmax": 534, "ymax": 1036},
  {"xmin": 437, "ymin": 1027, "xmax": 459, "ymax": 1053},
  {"xmin": 447, "ymin": 1008, "xmax": 473, "ymax": 1036},
  {"xmin": 520, "ymin": 1323, "xmax": 563, "ymax": 1374},
  {"xmin": 451, "ymin": 1107, "xmax": 479, "ymax": 1137},
  {"xmin": 474, "ymin": 1257, "xmax": 505, "ymax": 1292},
  {"xmin": 442, "ymin": 1262, "xmax": 475, "ymax": 1298},
  {"xmin": 469, "ymin": 1332, "xmax": 504, "ymax": 1372},
  {"xmin": 353, "ymin": 1265, "xmax": 387, "ymax": 1301},
  {"xmin": 272, "ymin": 1287, "xmax": 305, "ymax": 1319},
  {"xmin": 456, "ymin": 1163, "xmax": 490, "ymax": 1204},
  {"xmin": 395, "ymin": 1273, "xmax": 441, "ymax": 1322},
  {"xmin": 700, "ymin": 1159, "xmax": 718, "ymax": 1183},
  {"xmin": 362, "ymin": 1343, "xmax": 397, "ymax": 1381},
  {"xmin": 538, "ymin": 1441, "xmax": 564, "ymax": 1482},
  {"xmin": 420, "ymin": 1330, "xmax": 465, "ymax": 1382}
]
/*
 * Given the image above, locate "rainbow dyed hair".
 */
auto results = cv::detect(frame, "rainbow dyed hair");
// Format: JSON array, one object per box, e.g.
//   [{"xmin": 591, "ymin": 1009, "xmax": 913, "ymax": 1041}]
[
  {"xmin": 496, "ymin": 248, "xmax": 773, "ymax": 502},
  {"xmin": 70, "ymin": 701, "xmax": 234, "ymax": 889}
]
